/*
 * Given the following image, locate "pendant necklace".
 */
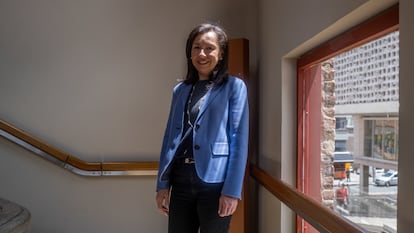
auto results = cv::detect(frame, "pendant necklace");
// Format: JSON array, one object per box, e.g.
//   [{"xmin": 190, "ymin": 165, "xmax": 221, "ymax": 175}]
[
  {"xmin": 187, "ymin": 84, "xmax": 197, "ymax": 128},
  {"xmin": 186, "ymin": 80, "xmax": 211, "ymax": 128}
]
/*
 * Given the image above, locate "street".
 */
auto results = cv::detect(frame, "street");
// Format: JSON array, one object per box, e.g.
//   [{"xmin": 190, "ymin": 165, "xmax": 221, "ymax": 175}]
[
  {"xmin": 333, "ymin": 171, "xmax": 397, "ymax": 232},
  {"xmin": 336, "ymin": 172, "xmax": 398, "ymax": 196}
]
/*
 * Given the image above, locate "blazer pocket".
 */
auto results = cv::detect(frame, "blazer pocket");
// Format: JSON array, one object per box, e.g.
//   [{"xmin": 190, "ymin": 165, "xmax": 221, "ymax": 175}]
[{"xmin": 211, "ymin": 142, "xmax": 229, "ymax": 157}]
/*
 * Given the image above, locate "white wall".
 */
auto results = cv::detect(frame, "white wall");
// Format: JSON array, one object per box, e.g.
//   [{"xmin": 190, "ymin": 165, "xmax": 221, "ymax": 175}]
[{"xmin": 0, "ymin": 0, "xmax": 255, "ymax": 232}]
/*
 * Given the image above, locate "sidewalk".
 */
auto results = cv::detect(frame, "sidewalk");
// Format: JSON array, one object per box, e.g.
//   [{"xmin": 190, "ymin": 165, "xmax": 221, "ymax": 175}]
[
  {"xmin": 334, "ymin": 172, "xmax": 398, "ymax": 196},
  {"xmin": 346, "ymin": 216, "xmax": 396, "ymax": 233},
  {"xmin": 333, "ymin": 172, "xmax": 398, "ymax": 232}
]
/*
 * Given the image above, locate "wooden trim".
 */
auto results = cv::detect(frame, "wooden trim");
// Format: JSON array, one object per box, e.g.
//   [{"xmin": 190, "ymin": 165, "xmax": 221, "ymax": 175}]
[
  {"xmin": 250, "ymin": 164, "xmax": 368, "ymax": 233},
  {"xmin": 66, "ymin": 156, "xmax": 102, "ymax": 171},
  {"xmin": 228, "ymin": 38, "xmax": 249, "ymax": 80},
  {"xmin": 228, "ymin": 38, "xmax": 250, "ymax": 233},
  {"xmin": 0, "ymin": 119, "xmax": 70, "ymax": 162},
  {"xmin": 102, "ymin": 162, "xmax": 159, "ymax": 171},
  {"xmin": 298, "ymin": 4, "xmax": 399, "ymax": 69},
  {"xmin": 0, "ymin": 118, "xmax": 159, "ymax": 173}
]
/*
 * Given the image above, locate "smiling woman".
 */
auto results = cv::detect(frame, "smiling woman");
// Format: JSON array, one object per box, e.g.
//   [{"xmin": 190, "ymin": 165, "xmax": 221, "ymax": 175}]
[
  {"xmin": 184, "ymin": 23, "xmax": 229, "ymax": 86},
  {"xmin": 155, "ymin": 23, "xmax": 249, "ymax": 233},
  {"xmin": 191, "ymin": 31, "xmax": 223, "ymax": 80}
]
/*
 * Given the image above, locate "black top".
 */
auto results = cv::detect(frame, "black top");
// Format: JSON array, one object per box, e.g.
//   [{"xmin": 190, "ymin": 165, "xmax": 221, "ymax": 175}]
[{"xmin": 175, "ymin": 80, "xmax": 211, "ymax": 158}]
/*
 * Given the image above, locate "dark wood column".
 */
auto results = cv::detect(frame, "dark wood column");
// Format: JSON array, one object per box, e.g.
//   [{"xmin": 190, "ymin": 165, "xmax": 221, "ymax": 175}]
[{"xmin": 228, "ymin": 38, "xmax": 254, "ymax": 233}]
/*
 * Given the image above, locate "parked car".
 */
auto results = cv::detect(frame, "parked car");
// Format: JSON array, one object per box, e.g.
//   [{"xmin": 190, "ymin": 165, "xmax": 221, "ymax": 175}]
[{"xmin": 375, "ymin": 170, "xmax": 398, "ymax": 186}]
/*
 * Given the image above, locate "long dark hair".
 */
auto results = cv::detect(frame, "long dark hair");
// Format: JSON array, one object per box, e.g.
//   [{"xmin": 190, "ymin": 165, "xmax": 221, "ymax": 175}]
[{"xmin": 184, "ymin": 23, "xmax": 229, "ymax": 85}]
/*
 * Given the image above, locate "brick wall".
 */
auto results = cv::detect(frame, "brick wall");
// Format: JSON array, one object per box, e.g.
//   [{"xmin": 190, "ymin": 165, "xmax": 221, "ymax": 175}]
[{"xmin": 321, "ymin": 61, "xmax": 335, "ymax": 208}]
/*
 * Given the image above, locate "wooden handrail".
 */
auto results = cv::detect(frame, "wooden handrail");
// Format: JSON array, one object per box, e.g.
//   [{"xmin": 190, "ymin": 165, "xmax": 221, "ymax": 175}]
[
  {"xmin": 0, "ymin": 119, "xmax": 158, "ymax": 176},
  {"xmin": 1, "ymin": 117, "xmax": 368, "ymax": 231},
  {"xmin": 250, "ymin": 164, "xmax": 368, "ymax": 233}
]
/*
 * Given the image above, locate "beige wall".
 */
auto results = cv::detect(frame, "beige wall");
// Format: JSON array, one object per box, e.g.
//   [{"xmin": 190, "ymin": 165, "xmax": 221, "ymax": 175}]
[
  {"xmin": 0, "ymin": 0, "xmax": 254, "ymax": 232},
  {"xmin": 0, "ymin": 0, "xmax": 252, "ymax": 161},
  {"xmin": 396, "ymin": 0, "xmax": 414, "ymax": 231},
  {"xmin": 2, "ymin": 0, "xmax": 414, "ymax": 232}
]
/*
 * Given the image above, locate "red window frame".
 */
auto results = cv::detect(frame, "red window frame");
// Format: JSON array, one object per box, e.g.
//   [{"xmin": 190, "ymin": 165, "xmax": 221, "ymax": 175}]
[{"xmin": 296, "ymin": 4, "xmax": 399, "ymax": 233}]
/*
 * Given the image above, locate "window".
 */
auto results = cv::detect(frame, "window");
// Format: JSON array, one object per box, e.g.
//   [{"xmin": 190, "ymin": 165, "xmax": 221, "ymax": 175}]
[{"xmin": 297, "ymin": 5, "xmax": 399, "ymax": 233}]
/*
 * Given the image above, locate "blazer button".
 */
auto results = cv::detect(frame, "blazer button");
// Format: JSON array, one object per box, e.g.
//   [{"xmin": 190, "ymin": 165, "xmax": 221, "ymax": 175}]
[
  {"xmin": 194, "ymin": 145, "xmax": 200, "ymax": 150},
  {"xmin": 195, "ymin": 124, "xmax": 200, "ymax": 129}
]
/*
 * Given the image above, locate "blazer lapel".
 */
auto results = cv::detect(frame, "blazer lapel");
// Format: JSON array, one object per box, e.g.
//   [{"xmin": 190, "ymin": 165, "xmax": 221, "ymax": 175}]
[
  {"xmin": 196, "ymin": 84, "xmax": 223, "ymax": 121},
  {"xmin": 178, "ymin": 83, "xmax": 193, "ymax": 111}
]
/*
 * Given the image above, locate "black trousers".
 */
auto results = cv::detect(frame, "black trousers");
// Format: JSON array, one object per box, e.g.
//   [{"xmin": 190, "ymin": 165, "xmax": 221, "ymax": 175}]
[{"xmin": 168, "ymin": 161, "xmax": 232, "ymax": 233}]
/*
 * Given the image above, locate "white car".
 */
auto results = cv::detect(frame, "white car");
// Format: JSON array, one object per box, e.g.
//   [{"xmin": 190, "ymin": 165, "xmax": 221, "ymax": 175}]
[{"xmin": 375, "ymin": 170, "xmax": 398, "ymax": 186}]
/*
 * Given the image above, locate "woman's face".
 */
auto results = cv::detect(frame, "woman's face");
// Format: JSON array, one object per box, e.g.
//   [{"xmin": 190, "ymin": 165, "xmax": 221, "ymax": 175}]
[{"xmin": 191, "ymin": 31, "xmax": 222, "ymax": 80}]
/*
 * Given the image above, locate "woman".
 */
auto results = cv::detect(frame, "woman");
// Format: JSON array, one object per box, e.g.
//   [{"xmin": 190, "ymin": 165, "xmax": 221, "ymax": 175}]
[{"xmin": 155, "ymin": 23, "xmax": 249, "ymax": 233}]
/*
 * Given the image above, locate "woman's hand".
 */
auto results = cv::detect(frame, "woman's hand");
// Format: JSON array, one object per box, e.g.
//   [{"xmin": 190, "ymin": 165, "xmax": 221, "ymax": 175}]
[
  {"xmin": 156, "ymin": 189, "xmax": 170, "ymax": 216},
  {"xmin": 218, "ymin": 195, "xmax": 238, "ymax": 217}
]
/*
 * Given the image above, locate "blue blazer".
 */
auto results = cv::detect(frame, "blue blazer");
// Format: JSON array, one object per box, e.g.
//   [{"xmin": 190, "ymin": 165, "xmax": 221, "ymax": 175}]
[{"xmin": 156, "ymin": 76, "xmax": 249, "ymax": 199}]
